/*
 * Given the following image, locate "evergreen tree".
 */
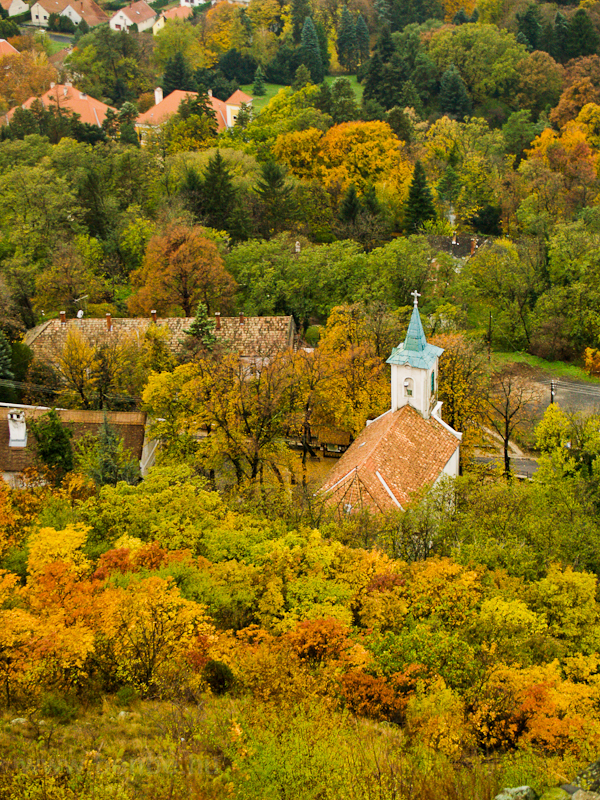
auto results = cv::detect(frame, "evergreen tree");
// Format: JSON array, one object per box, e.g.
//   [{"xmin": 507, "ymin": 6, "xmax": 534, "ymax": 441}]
[
  {"xmin": 300, "ymin": 17, "xmax": 325, "ymax": 83},
  {"xmin": 405, "ymin": 160, "xmax": 435, "ymax": 231},
  {"xmin": 84, "ymin": 414, "xmax": 140, "ymax": 487},
  {"xmin": 386, "ymin": 106, "xmax": 413, "ymax": 141},
  {"xmin": 517, "ymin": 4, "xmax": 542, "ymax": 51},
  {"xmin": 439, "ymin": 65, "xmax": 471, "ymax": 121},
  {"xmin": 120, "ymin": 121, "xmax": 139, "ymax": 146},
  {"xmin": 291, "ymin": 0, "xmax": 311, "ymax": 43},
  {"xmin": 400, "ymin": 80, "xmax": 423, "ymax": 116},
  {"xmin": 254, "ymin": 161, "xmax": 294, "ymax": 237},
  {"xmin": 376, "ymin": 23, "xmax": 394, "ymax": 63},
  {"xmin": 200, "ymin": 150, "xmax": 237, "ymax": 231},
  {"xmin": 315, "ymin": 21, "xmax": 331, "ymax": 72},
  {"xmin": 554, "ymin": 12, "xmax": 570, "ymax": 63},
  {"xmin": 30, "ymin": 408, "xmax": 73, "ymax": 480},
  {"xmin": 362, "ymin": 52, "xmax": 384, "ymax": 105},
  {"xmin": 374, "ymin": 0, "xmax": 391, "ymax": 25},
  {"xmin": 292, "ymin": 64, "xmax": 313, "ymax": 90},
  {"xmin": 339, "ymin": 184, "xmax": 361, "ymax": 222},
  {"xmin": 0, "ymin": 331, "xmax": 14, "ymax": 403},
  {"xmin": 567, "ymin": 10, "xmax": 599, "ymax": 59},
  {"xmin": 337, "ymin": 6, "xmax": 358, "ymax": 72},
  {"xmin": 184, "ymin": 302, "xmax": 217, "ymax": 355},
  {"xmin": 162, "ymin": 51, "xmax": 196, "ymax": 95},
  {"xmin": 356, "ymin": 13, "xmax": 370, "ymax": 63},
  {"xmin": 452, "ymin": 8, "xmax": 468, "ymax": 25},
  {"xmin": 253, "ymin": 64, "xmax": 266, "ymax": 96},
  {"xmin": 363, "ymin": 184, "xmax": 380, "ymax": 216},
  {"xmin": 330, "ymin": 77, "xmax": 359, "ymax": 123}
]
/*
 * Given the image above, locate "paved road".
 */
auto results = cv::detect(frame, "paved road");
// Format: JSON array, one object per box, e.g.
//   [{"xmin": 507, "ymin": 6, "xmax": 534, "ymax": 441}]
[{"xmin": 474, "ymin": 456, "xmax": 539, "ymax": 477}]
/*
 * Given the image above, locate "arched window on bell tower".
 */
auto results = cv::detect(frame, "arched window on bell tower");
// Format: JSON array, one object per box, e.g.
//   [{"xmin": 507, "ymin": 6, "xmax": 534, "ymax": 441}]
[{"xmin": 404, "ymin": 377, "xmax": 414, "ymax": 397}]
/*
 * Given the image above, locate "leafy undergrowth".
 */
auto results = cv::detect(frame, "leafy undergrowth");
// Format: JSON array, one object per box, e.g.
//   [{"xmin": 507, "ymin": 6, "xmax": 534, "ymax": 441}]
[
  {"xmin": 0, "ymin": 696, "xmax": 560, "ymax": 800},
  {"xmin": 493, "ymin": 351, "xmax": 600, "ymax": 384}
]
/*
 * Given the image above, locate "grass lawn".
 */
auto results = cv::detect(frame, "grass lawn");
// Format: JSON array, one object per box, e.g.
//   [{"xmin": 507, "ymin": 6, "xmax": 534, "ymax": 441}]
[
  {"xmin": 241, "ymin": 74, "xmax": 363, "ymax": 114},
  {"xmin": 240, "ymin": 82, "xmax": 284, "ymax": 113},
  {"xmin": 492, "ymin": 350, "xmax": 600, "ymax": 383},
  {"xmin": 45, "ymin": 37, "xmax": 70, "ymax": 55}
]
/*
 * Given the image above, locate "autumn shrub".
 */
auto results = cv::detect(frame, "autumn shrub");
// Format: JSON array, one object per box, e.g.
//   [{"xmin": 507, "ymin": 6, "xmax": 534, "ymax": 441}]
[
  {"xmin": 203, "ymin": 660, "xmax": 235, "ymax": 695},
  {"xmin": 341, "ymin": 670, "xmax": 406, "ymax": 723},
  {"xmin": 40, "ymin": 692, "xmax": 78, "ymax": 724}
]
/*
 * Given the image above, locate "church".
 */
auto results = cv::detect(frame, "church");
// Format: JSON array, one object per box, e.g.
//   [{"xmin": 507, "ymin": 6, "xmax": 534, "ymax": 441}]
[{"xmin": 320, "ymin": 292, "xmax": 462, "ymax": 513}]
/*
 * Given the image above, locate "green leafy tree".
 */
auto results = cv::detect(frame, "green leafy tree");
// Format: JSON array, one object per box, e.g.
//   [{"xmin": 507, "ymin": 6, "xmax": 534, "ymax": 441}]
[
  {"xmin": 300, "ymin": 17, "xmax": 325, "ymax": 83},
  {"xmin": 253, "ymin": 64, "xmax": 266, "ymax": 96},
  {"xmin": 183, "ymin": 302, "xmax": 217, "ymax": 358},
  {"xmin": 30, "ymin": 408, "xmax": 73, "ymax": 480},
  {"xmin": 439, "ymin": 65, "xmax": 471, "ymax": 121},
  {"xmin": 292, "ymin": 64, "xmax": 312, "ymax": 90},
  {"xmin": 337, "ymin": 6, "xmax": 358, "ymax": 73},
  {"xmin": 405, "ymin": 161, "xmax": 435, "ymax": 232}
]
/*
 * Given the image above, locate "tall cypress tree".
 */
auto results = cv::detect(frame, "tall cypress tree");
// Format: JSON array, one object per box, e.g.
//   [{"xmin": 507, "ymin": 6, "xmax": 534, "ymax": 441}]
[
  {"xmin": 356, "ymin": 13, "xmax": 370, "ymax": 63},
  {"xmin": 554, "ymin": 12, "xmax": 570, "ymax": 63},
  {"xmin": 406, "ymin": 161, "xmax": 435, "ymax": 231},
  {"xmin": 253, "ymin": 64, "xmax": 266, "ymax": 96},
  {"xmin": 567, "ymin": 9, "xmax": 599, "ymax": 59},
  {"xmin": 300, "ymin": 17, "xmax": 325, "ymax": 83},
  {"xmin": 337, "ymin": 6, "xmax": 358, "ymax": 72},
  {"xmin": 439, "ymin": 65, "xmax": 471, "ymax": 121}
]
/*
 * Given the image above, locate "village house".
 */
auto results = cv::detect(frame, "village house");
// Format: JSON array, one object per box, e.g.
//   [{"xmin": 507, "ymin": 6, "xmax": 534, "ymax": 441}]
[
  {"xmin": 30, "ymin": 0, "xmax": 108, "ymax": 27},
  {"xmin": 137, "ymin": 86, "xmax": 252, "ymax": 134},
  {"xmin": 109, "ymin": 0, "xmax": 157, "ymax": 32},
  {"xmin": 0, "ymin": 0, "xmax": 28, "ymax": 17},
  {"xmin": 0, "ymin": 404, "xmax": 151, "ymax": 486},
  {"xmin": 320, "ymin": 292, "xmax": 462, "ymax": 514},
  {"xmin": 25, "ymin": 311, "xmax": 297, "ymax": 367},
  {"xmin": 4, "ymin": 83, "xmax": 115, "ymax": 127},
  {"xmin": 152, "ymin": 3, "xmax": 192, "ymax": 34}
]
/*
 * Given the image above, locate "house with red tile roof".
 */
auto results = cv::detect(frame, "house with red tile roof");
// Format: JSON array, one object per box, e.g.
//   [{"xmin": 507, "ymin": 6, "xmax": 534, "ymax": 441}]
[
  {"xmin": 109, "ymin": 0, "xmax": 157, "ymax": 32},
  {"xmin": 137, "ymin": 86, "xmax": 252, "ymax": 134},
  {"xmin": 4, "ymin": 83, "xmax": 115, "ymax": 127},
  {"xmin": 321, "ymin": 293, "xmax": 461, "ymax": 514},
  {"xmin": 0, "ymin": 0, "xmax": 28, "ymax": 17},
  {"xmin": 30, "ymin": 0, "xmax": 107, "ymax": 27},
  {"xmin": 0, "ymin": 39, "xmax": 19, "ymax": 58},
  {"xmin": 152, "ymin": 3, "xmax": 192, "ymax": 33}
]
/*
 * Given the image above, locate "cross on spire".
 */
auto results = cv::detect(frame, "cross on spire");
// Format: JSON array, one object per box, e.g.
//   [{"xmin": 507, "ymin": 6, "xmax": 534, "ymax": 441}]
[{"xmin": 411, "ymin": 290, "xmax": 421, "ymax": 307}]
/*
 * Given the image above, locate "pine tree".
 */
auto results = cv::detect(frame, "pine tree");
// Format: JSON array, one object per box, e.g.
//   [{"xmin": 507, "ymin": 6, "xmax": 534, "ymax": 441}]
[
  {"xmin": 567, "ymin": 9, "xmax": 599, "ymax": 59},
  {"xmin": 85, "ymin": 414, "xmax": 140, "ymax": 487},
  {"xmin": 554, "ymin": 12, "xmax": 570, "ymax": 63},
  {"xmin": 300, "ymin": 17, "xmax": 325, "ymax": 83},
  {"xmin": 400, "ymin": 80, "xmax": 423, "ymax": 116},
  {"xmin": 291, "ymin": 0, "xmax": 310, "ymax": 44},
  {"xmin": 162, "ymin": 51, "xmax": 195, "ymax": 95},
  {"xmin": 337, "ymin": 6, "xmax": 358, "ymax": 73},
  {"xmin": 200, "ymin": 150, "xmax": 237, "ymax": 231},
  {"xmin": 405, "ymin": 161, "xmax": 435, "ymax": 232},
  {"xmin": 374, "ymin": 0, "xmax": 391, "ymax": 25},
  {"xmin": 292, "ymin": 64, "xmax": 312, "ymax": 90},
  {"xmin": 362, "ymin": 52, "xmax": 384, "ymax": 105},
  {"xmin": 376, "ymin": 23, "xmax": 394, "ymax": 62},
  {"xmin": 517, "ymin": 4, "xmax": 542, "ymax": 51},
  {"xmin": 356, "ymin": 13, "xmax": 370, "ymax": 64},
  {"xmin": 339, "ymin": 184, "xmax": 361, "ymax": 222},
  {"xmin": 439, "ymin": 65, "xmax": 472, "ymax": 121},
  {"xmin": 253, "ymin": 64, "xmax": 266, "ymax": 96},
  {"xmin": 254, "ymin": 160, "xmax": 294, "ymax": 237},
  {"xmin": 184, "ymin": 302, "xmax": 217, "ymax": 353},
  {"xmin": 0, "ymin": 332, "xmax": 13, "ymax": 382},
  {"xmin": 315, "ymin": 21, "xmax": 331, "ymax": 72}
]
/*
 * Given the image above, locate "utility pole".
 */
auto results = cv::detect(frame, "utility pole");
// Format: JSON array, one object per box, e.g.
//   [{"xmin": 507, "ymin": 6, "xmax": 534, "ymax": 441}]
[{"xmin": 550, "ymin": 380, "xmax": 555, "ymax": 404}]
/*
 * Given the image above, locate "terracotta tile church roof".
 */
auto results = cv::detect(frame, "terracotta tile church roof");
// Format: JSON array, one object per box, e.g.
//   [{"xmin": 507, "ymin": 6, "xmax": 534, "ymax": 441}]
[
  {"xmin": 24, "ymin": 314, "xmax": 296, "ymax": 364},
  {"xmin": 320, "ymin": 405, "xmax": 459, "ymax": 513}
]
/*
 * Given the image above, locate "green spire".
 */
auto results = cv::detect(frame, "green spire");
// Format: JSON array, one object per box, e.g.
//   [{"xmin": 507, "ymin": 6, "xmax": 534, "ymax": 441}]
[{"xmin": 386, "ymin": 291, "xmax": 444, "ymax": 369}]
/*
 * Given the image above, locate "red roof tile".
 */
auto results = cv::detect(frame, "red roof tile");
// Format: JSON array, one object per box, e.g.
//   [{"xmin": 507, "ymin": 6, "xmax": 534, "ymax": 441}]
[
  {"xmin": 119, "ymin": 0, "xmax": 155, "ymax": 23},
  {"xmin": 6, "ymin": 84, "xmax": 115, "ymax": 127},
  {"xmin": 163, "ymin": 5, "xmax": 192, "ymax": 19},
  {"xmin": 320, "ymin": 405, "xmax": 459, "ymax": 513},
  {"xmin": 136, "ymin": 89, "xmax": 196, "ymax": 126},
  {"xmin": 226, "ymin": 89, "xmax": 252, "ymax": 106},
  {"xmin": 0, "ymin": 39, "xmax": 19, "ymax": 57}
]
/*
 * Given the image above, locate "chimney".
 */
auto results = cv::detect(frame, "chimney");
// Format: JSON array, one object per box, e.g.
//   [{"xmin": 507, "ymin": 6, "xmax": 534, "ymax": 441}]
[
  {"xmin": 215, "ymin": 311, "xmax": 221, "ymax": 330},
  {"xmin": 208, "ymin": 89, "xmax": 213, "ymax": 98},
  {"xmin": 63, "ymin": 85, "xmax": 68, "ymax": 97},
  {"xmin": 154, "ymin": 86, "xmax": 163, "ymax": 106},
  {"xmin": 50, "ymin": 82, "xmax": 55, "ymax": 89},
  {"xmin": 239, "ymin": 311, "xmax": 244, "ymax": 325},
  {"xmin": 106, "ymin": 312, "xmax": 112, "ymax": 331},
  {"xmin": 59, "ymin": 311, "xmax": 66, "ymax": 325},
  {"xmin": 151, "ymin": 309, "xmax": 157, "ymax": 323},
  {"xmin": 7, "ymin": 410, "xmax": 27, "ymax": 449}
]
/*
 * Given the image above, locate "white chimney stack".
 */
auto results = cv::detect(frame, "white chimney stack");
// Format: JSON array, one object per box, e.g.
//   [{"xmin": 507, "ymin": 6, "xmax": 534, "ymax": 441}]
[
  {"xmin": 154, "ymin": 86, "xmax": 163, "ymax": 106},
  {"xmin": 7, "ymin": 410, "xmax": 27, "ymax": 449}
]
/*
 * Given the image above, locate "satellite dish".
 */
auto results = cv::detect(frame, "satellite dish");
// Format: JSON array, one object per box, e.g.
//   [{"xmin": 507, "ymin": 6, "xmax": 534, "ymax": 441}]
[{"xmin": 77, "ymin": 309, "xmax": 84, "ymax": 319}]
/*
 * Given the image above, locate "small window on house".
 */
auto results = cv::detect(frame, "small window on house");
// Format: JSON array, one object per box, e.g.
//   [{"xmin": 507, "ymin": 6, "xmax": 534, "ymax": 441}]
[{"xmin": 403, "ymin": 378, "xmax": 413, "ymax": 397}]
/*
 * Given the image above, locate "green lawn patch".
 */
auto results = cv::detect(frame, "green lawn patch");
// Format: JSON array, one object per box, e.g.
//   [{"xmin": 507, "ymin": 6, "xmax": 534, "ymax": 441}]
[
  {"xmin": 492, "ymin": 351, "xmax": 600, "ymax": 383},
  {"xmin": 240, "ymin": 82, "xmax": 284, "ymax": 113}
]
